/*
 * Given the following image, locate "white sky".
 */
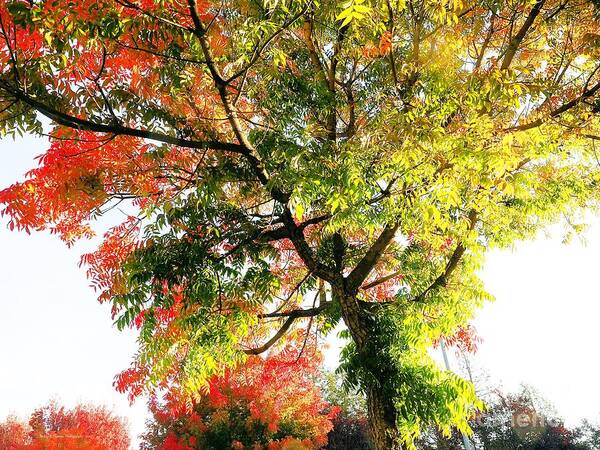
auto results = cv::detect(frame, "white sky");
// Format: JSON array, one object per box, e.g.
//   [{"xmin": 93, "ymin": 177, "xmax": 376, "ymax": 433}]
[{"xmin": 1, "ymin": 134, "xmax": 599, "ymax": 447}]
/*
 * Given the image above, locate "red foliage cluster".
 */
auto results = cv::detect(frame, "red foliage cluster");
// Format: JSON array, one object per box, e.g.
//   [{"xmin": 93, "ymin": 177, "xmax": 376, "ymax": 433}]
[
  {"xmin": 0, "ymin": 416, "xmax": 30, "ymax": 450},
  {"xmin": 79, "ymin": 216, "xmax": 142, "ymax": 304},
  {"xmin": 0, "ymin": 2, "xmax": 327, "ymax": 405},
  {"xmin": 143, "ymin": 346, "xmax": 339, "ymax": 450},
  {"xmin": 0, "ymin": 130, "xmax": 186, "ymax": 243},
  {"xmin": 0, "ymin": 402, "xmax": 129, "ymax": 450},
  {"xmin": 435, "ymin": 324, "xmax": 482, "ymax": 354},
  {"xmin": 0, "ymin": 0, "xmax": 225, "ymax": 247}
]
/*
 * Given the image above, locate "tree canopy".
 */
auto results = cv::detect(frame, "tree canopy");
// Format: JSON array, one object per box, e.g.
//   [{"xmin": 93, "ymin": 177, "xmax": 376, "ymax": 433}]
[
  {"xmin": 0, "ymin": 402, "xmax": 130, "ymax": 450},
  {"xmin": 141, "ymin": 344, "xmax": 337, "ymax": 450},
  {"xmin": 1, "ymin": 0, "xmax": 599, "ymax": 447}
]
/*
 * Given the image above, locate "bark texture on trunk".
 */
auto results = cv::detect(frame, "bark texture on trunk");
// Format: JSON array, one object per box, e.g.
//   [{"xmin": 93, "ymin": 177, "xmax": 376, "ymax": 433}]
[
  {"xmin": 367, "ymin": 383, "xmax": 402, "ymax": 450},
  {"xmin": 336, "ymin": 288, "xmax": 401, "ymax": 450}
]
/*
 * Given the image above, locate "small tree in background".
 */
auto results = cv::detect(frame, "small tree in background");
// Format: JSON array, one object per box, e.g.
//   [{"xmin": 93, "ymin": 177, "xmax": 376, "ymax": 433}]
[
  {"xmin": 141, "ymin": 345, "xmax": 338, "ymax": 450},
  {"xmin": 574, "ymin": 420, "xmax": 600, "ymax": 450},
  {"xmin": 416, "ymin": 384, "xmax": 600, "ymax": 450},
  {"xmin": 470, "ymin": 386, "xmax": 587, "ymax": 450},
  {"xmin": 0, "ymin": 415, "xmax": 30, "ymax": 450},
  {"xmin": 320, "ymin": 370, "xmax": 371, "ymax": 450},
  {"xmin": 0, "ymin": 402, "xmax": 129, "ymax": 450}
]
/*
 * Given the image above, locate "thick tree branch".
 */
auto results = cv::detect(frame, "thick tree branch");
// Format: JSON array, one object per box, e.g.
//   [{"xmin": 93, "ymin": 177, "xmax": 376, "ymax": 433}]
[
  {"xmin": 411, "ymin": 243, "xmax": 467, "ymax": 303},
  {"xmin": 500, "ymin": 0, "xmax": 545, "ymax": 71},
  {"xmin": 279, "ymin": 209, "xmax": 337, "ymax": 281},
  {"xmin": 411, "ymin": 211, "xmax": 477, "ymax": 303},
  {"xmin": 302, "ymin": 19, "xmax": 328, "ymax": 85},
  {"xmin": 244, "ymin": 316, "xmax": 295, "ymax": 355},
  {"xmin": 259, "ymin": 213, "xmax": 331, "ymax": 241},
  {"xmin": 186, "ymin": 0, "xmax": 273, "ymax": 188},
  {"xmin": 4, "ymin": 85, "xmax": 245, "ymax": 154},
  {"xmin": 475, "ymin": 16, "xmax": 495, "ymax": 70},
  {"xmin": 361, "ymin": 269, "xmax": 403, "ymax": 291},
  {"xmin": 510, "ymin": 80, "xmax": 600, "ymax": 131},
  {"xmin": 258, "ymin": 302, "xmax": 330, "ymax": 319},
  {"xmin": 187, "ymin": 0, "xmax": 337, "ymax": 282},
  {"xmin": 244, "ymin": 302, "xmax": 330, "ymax": 355},
  {"xmin": 346, "ymin": 222, "xmax": 400, "ymax": 294}
]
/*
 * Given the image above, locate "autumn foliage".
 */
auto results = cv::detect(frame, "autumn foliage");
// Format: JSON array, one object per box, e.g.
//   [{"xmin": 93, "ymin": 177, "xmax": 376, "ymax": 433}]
[
  {"xmin": 0, "ymin": 416, "xmax": 30, "ymax": 450},
  {"xmin": 141, "ymin": 346, "xmax": 338, "ymax": 450},
  {"xmin": 433, "ymin": 325, "xmax": 482, "ymax": 354},
  {"xmin": 2, "ymin": 0, "xmax": 600, "ymax": 447},
  {"xmin": 0, "ymin": 402, "xmax": 130, "ymax": 450}
]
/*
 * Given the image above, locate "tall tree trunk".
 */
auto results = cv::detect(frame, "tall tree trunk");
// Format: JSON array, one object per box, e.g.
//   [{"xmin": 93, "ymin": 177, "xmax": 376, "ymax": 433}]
[
  {"xmin": 336, "ymin": 289, "xmax": 401, "ymax": 450},
  {"xmin": 367, "ymin": 383, "xmax": 402, "ymax": 450}
]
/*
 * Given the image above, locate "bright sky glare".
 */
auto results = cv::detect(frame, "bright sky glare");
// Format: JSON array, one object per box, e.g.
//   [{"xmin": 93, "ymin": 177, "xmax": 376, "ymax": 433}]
[{"xmin": 1, "ymin": 134, "xmax": 599, "ymax": 448}]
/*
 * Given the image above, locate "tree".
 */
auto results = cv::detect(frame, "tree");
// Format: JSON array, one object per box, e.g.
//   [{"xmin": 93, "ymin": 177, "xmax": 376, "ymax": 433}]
[
  {"xmin": 1, "ymin": 0, "xmax": 600, "ymax": 448},
  {"xmin": 573, "ymin": 420, "xmax": 600, "ymax": 449},
  {"xmin": 320, "ymin": 370, "xmax": 372, "ymax": 450},
  {"xmin": 460, "ymin": 386, "xmax": 590, "ymax": 450},
  {"xmin": 415, "ymin": 385, "xmax": 598, "ymax": 450},
  {"xmin": 0, "ymin": 415, "xmax": 30, "ymax": 449},
  {"xmin": 326, "ymin": 414, "xmax": 372, "ymax": 450},
  {"xmin": 140, "ymin": 344, "xmax": 338, "ymax": 450},
  {"xmin": 414, "ymin": 380, "xmax": 600, "ymax": 450},
  {"xmin": 0, "ymin": 402, "xmax": 130, "ymax": 450}
]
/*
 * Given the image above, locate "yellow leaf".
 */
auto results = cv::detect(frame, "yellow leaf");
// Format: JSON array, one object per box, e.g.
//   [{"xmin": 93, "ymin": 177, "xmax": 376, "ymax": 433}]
[{"xmin": 295, "ymin": 203, "xmax": 305, "ymax": 221}]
